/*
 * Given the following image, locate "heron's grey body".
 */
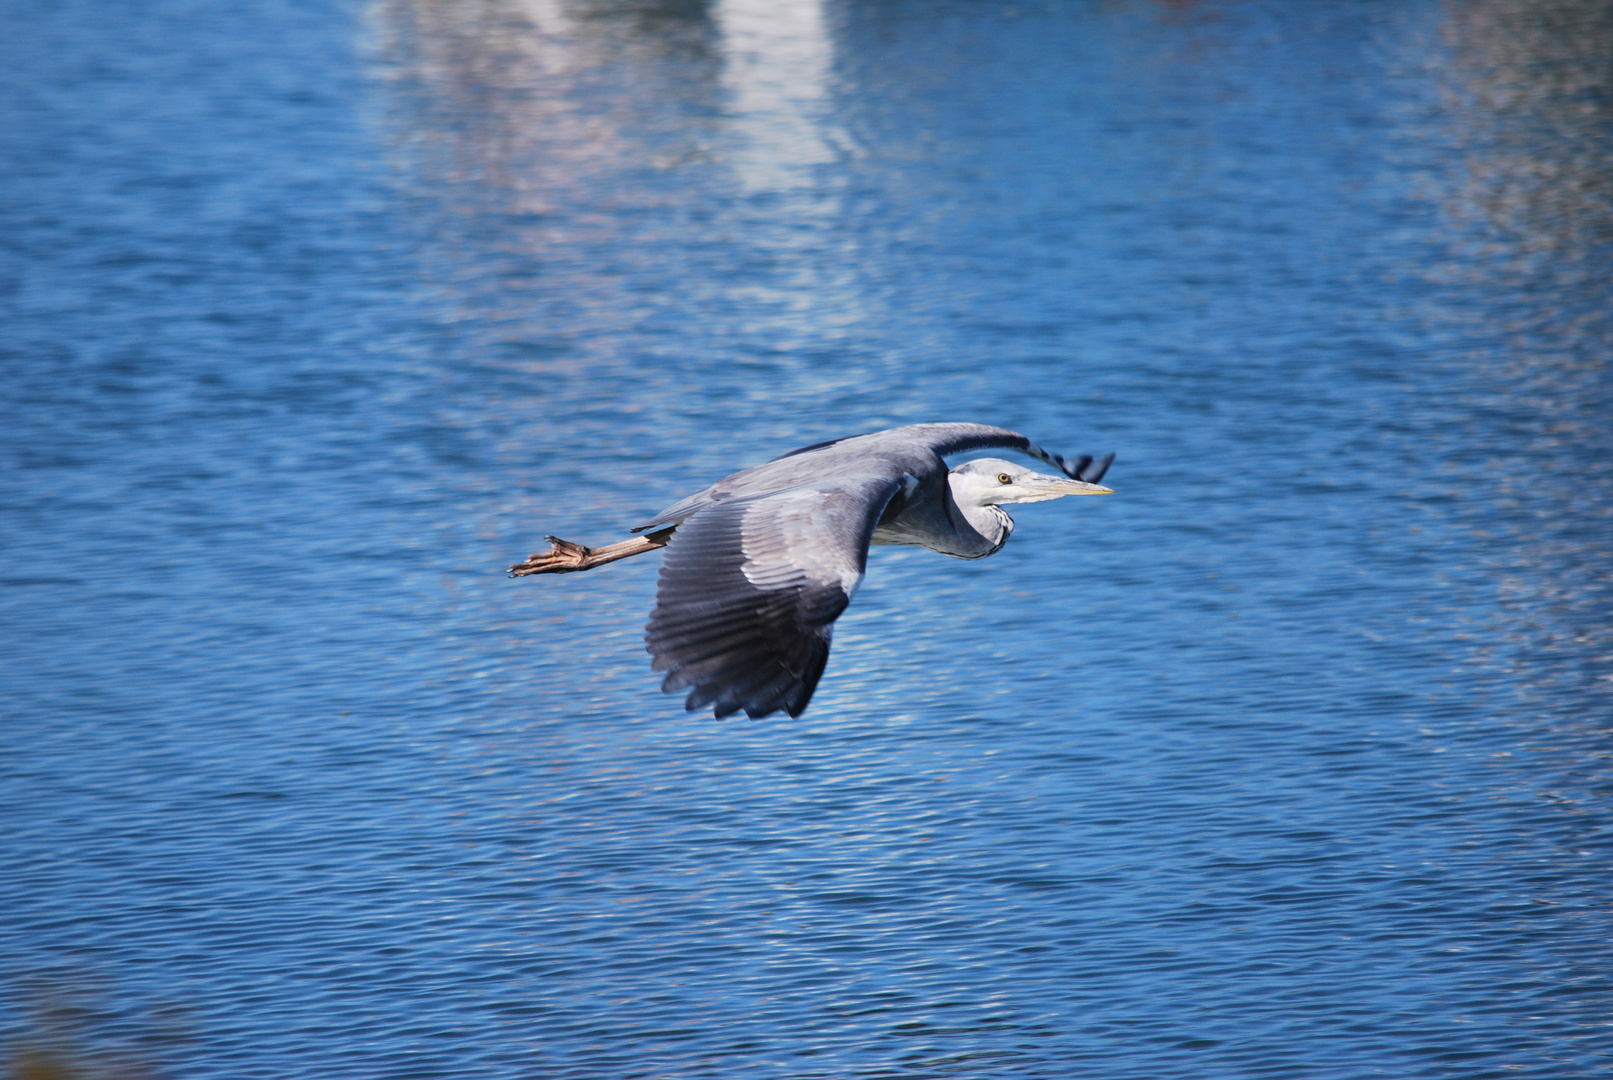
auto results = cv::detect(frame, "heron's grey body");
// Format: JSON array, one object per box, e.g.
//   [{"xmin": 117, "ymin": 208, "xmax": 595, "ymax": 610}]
[{"xmin": 513, "ymin": 423, "xmax": 1112, "ymax": 720}]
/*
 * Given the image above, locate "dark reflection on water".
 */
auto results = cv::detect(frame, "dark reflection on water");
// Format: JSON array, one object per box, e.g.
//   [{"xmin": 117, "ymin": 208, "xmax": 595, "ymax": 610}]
[{"xmin": 2, "ymin": 0, "xmax": 1611, "ymax": 1077}]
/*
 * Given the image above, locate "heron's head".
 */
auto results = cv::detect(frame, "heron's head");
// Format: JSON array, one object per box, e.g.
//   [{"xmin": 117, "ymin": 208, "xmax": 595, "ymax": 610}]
[{"xmin": 949, "ymin": 458, "xmax": 1113, "ymax": 507}]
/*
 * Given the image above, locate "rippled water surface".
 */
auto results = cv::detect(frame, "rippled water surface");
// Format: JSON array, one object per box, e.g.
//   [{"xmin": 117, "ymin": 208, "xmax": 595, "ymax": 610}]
[{"xmin": 3, "ymin": 0, "xmax": 1612, "ymax": 1076}]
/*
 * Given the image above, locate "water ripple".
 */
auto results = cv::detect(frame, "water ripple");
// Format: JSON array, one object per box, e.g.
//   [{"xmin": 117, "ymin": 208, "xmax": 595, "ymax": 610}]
[{"xmin": 3, "ymin": 0, "xmax": 1611, "ymax": 1077}]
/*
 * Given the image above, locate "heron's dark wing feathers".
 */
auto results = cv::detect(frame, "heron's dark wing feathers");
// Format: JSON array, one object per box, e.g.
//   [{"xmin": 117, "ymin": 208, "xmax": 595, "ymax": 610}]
[
  {"xmin": 645, "ymin": 475, "xmax": 902, "ymax": 719},
  {"xmin": 922, "ymin": 425, "xmax": 1114, "ymax": 483},
  {"xmin": 1061, "ymin": 452, "xmax": 1115, "ymax": 484}
]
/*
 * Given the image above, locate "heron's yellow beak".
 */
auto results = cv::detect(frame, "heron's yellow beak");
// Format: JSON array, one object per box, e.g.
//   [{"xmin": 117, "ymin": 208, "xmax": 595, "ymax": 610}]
[
  {"xmin": 1015, "ymin": 473, "xmax": 1113, "ymax": 502},
  {"xmin": 1037, "ymin": 476, "xmax": 1113, "ymax": 496}
]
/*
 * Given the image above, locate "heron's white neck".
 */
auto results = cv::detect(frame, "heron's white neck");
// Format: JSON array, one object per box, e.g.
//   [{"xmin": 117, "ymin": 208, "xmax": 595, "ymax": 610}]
[{"xmin": 947, "ymin": 474, "xmax": 1015, "ymax": 555}]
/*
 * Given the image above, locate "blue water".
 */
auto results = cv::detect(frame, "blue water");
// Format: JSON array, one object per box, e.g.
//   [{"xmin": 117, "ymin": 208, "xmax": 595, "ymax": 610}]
[{"xmin": 3, "ymin": 0, "xmax": 1611, "ymax": 1076}]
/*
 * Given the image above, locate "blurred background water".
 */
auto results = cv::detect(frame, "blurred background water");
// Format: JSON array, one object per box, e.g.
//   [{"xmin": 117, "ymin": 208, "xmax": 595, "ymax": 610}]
[{"xmin": 2, "ymin": 0, "xmax": 1611, "ymax": 1076}]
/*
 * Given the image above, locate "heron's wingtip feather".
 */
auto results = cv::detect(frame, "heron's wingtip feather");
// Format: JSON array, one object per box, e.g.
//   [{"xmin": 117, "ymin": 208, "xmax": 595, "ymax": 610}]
[{"xmin": 1080, "ymin": 452, "xmax": 1115, "ymax": 484}]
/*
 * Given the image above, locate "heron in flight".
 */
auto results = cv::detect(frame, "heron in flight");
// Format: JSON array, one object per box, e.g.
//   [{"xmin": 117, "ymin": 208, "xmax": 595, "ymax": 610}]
[{"xmin": 511, "ymin": 423, "xmax": 1113, "ymax": 719}]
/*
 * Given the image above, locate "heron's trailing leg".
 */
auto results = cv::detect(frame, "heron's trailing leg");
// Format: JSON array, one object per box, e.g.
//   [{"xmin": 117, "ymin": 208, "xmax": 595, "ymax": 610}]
[{"xmin": 509, "ymin": 526, "xmax": 675, "ymax": 576}]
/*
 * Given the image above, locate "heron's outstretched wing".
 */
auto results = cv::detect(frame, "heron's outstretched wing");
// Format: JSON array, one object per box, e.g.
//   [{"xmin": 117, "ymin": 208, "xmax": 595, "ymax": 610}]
[
  {"xmin": 633, "ymin": 423, "xmax": 1112, "ymax": 535},
  {"xmin": 644, "ymin": 474, "xmax": 903, "ymax": 720}
]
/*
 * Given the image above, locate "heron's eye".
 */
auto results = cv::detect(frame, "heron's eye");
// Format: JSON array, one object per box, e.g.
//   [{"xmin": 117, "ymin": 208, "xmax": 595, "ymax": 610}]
[{"xmin": 997, "ymin": 473, "xmax": 1013, "ymax": 485}]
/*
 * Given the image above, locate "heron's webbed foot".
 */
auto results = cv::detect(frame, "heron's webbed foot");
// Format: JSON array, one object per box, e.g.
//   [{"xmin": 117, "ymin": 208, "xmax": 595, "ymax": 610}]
[{"xmin": 508, "ymin": 527, "xmax": 674, "ymax": 576}]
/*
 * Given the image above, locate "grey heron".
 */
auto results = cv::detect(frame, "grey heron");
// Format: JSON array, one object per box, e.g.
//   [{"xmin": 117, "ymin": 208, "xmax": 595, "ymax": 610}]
[{"xmin": 510, "ymin": 423, "xmax": 1113, "ymax": 719}]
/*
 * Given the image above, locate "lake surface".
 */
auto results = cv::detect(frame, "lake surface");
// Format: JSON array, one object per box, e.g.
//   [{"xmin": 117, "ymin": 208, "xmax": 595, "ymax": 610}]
[{"xmin": 3, "ymin": 0, "xmax": 1611, "ymax": 1076}]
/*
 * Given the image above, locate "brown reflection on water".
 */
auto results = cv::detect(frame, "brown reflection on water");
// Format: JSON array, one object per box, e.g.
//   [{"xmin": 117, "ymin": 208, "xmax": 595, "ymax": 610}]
[
  {"xmin": 369, "ymin": 0, "xmax": 846, "ymax": 248},
  {"xmin": 1415, "ymin": 0, "xmax": 1613, "ymax": 704},
  {"xmin": 372, "ymin": 0, "xmax": 722, "ymax": 204},
  {"xmin": 370, "ymin": 0, "xmax": 728, "ymax": 330},
  {"xmin": 3, "ymin": 983, "xmax": 167, "ymax": 1080},
  {"xmin": 1436, "ymin": 0, "xmax": 1613, "ymax": 307}
]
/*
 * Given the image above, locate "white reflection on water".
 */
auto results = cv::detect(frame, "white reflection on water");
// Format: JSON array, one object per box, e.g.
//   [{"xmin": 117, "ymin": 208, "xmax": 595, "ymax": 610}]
[{"xmin": 715, "ymin": 0, "xmax": 838, "ymax": 192}]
